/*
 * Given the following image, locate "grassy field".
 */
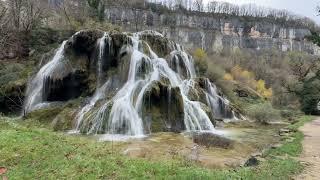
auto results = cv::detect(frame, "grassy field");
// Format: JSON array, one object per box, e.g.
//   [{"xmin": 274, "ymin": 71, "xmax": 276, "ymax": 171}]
[{"xmin": 0, "ymin": 116, "xmax": 314, "ymax": 179}]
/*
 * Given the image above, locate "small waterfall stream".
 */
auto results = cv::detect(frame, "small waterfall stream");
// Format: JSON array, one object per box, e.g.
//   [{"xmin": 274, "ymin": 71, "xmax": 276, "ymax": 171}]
[
  {"xmin": 24, "ymin": 41, "xmax": 70, "ymax": 113},
  {"xmin": 24, "ymin": 30, "xmax": 239, "ymax": 141}
]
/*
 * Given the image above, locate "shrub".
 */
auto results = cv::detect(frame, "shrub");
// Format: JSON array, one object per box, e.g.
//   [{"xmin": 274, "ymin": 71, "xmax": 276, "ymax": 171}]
[
  {"xmin": 193, "ymin": 48, "xmax": 208, "ymax": 75},
  {"xmin": 73, "ymin": 19, "xmax": 121, "ymax": 32},
  {"xmin": 194, "ymin": 57, "xmax": 208, "ymax": 76},
  {"xmin": 246, "ymin": 103, "xmax": 281, "ymax": 124},
  {"xmin": 280, "ymin": 109, "xmax": 303, "ymax": 121},
  {"xmin": 206, "ymin": 61, "xmax": 225, "ymax": 82},
  {"xmin": 225, "ymin": 65, "xmax": 273, "ymax": 99}
]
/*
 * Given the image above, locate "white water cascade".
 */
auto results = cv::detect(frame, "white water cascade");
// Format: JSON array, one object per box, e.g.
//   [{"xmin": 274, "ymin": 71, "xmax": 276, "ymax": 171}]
[
  {"xmin": 24, "ymin": 30, "xmax": 239, "ymax": 141},
  {"xmin": 24, "ymin": 41, "xmax": 71, "ymax": 113}
]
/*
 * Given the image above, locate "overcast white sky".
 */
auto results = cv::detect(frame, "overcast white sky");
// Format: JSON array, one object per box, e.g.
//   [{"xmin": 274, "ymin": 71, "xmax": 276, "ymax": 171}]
[{"xmin": 205, "ymin": 0, "xmax": 320, "ymax": 24}]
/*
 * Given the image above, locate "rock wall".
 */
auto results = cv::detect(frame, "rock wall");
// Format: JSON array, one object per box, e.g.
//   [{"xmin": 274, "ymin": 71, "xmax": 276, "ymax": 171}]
[{"xmin": 105, "ymin": 7, "xmax": 320, "ymax": 55}]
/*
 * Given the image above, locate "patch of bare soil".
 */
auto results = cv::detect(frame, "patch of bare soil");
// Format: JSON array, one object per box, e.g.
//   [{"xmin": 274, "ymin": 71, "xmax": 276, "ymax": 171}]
[
  {"xmin": 115, "ymin": 126, "xmax": 282, "ymax": 169},
  {"xmin": 296, "ymin": 118, "xmax": 320, "ymax": 180}
]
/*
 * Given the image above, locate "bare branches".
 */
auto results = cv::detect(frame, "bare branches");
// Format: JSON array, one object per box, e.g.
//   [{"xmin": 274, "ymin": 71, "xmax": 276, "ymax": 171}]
[
  {"xmin": 193, "ymin": 0, "xmax": 203, "ymax": 12},
  {"xmin": 3, "ymin": 0, "xmax": 46, "ymax": 33},
  {"xmin": 0, "ymin": 0, "xmax": 47, "ymax": 59},
  {"xmin": 0, "ymin": 3, "xmax": 7, "ymax": 22},
  {"xmin": 157, "ymin": 0, "xmax": 316, "ymax": 30}
]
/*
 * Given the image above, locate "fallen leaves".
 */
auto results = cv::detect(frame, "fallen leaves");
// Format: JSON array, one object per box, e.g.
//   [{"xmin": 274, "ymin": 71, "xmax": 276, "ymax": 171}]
[
  {"xmin": 0, "ymin": 167, "xmax": 8, "ymax": 180},
  {"xmin": 0, "ymin": 167, "xmax": 7, "ymax": 175}
]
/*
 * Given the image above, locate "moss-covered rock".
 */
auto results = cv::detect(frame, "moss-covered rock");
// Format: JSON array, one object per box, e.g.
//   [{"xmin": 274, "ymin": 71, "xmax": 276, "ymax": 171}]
[
  {"xmin": 142, "ymin": 81, "xmax": 185, "ymax": 133},
  {"xmin": 188, "ymin": 78, "xmax": 209, "ymax": 103},
  {"xmin": 192, "ymin": 133, "xmax": 234, "ymax": 149},
  {"xmin": 79, "ymin": 102, "xmax": 113, "ymax": 134},
  {"xmin": 140, "ymin": 34, "xmax": 172, "ymax": 58},
  {"xmin": 26, "ymin": 105, "xmax": 64, "ymax": 126},
  {"xmin": 0, "ymin": 61, "xmax": 33, "ymax": 114},
  {"xmin": 51, "ymin": 107, "xmax": 77, "ymax": 131},
  {"xmin": 67, "ymin": 30, "xmax": 104, "ymax": 55}
]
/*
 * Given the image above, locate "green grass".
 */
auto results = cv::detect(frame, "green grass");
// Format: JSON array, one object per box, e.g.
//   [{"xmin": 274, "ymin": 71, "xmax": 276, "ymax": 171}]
[
  {"xmin": 266, "ymin": 116, "xmax": 314, "ymax": 157},
  {"xmin": 0, "ymin": 116, "xmax": 314, "ymax": 179}
]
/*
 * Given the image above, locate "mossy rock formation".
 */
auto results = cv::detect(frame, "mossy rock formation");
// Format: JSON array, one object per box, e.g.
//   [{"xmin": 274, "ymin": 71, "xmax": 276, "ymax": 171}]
[
  {"xmin": 140, "ymin": 34, "xmax": 172, "ymax": 58},
  {"xmin": 142, "ymin": 81, "xmax": 185, "ymax": 133}
]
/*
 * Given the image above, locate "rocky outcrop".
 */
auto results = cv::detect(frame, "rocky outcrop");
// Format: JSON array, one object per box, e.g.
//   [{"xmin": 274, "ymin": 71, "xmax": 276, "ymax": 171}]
[
  {"xmin": 105, "ymin": 7, "xmax": 320, "ymax": 55},
  {"xmin": 142, "ymin": 81, "xmax": 185, "ymax": 133}
]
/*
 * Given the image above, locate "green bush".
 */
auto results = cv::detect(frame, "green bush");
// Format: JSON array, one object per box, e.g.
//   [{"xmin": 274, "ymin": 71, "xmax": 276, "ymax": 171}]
[
  {"xmin": 300, "ymin": 73, "xmax": 320, "ymax": 115},
  {"xmin": 280, "ymin": 109, "xmax": 303, "ymax": 120},
  {"xmin": 206, "ymin": 61, "xmax": 225, "ymax": 83},
  {"xmin": 246, "ymin": 103, "xmax": 281, "ymax": 124}
]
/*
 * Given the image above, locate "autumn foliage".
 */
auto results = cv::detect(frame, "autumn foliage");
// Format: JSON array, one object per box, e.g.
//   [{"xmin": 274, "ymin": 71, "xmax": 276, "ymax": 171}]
[{"xmin": 224, "ymin": 65, "xmax": 273, "ymax": 99}]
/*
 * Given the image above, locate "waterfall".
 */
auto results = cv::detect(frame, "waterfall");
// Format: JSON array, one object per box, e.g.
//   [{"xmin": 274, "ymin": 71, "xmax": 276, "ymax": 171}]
[
  {"xmin": 23, "ymin": 41, "xmax": 70, "ymax": 113},
  {"xmin": 76, "ymin": 33, "xmax": 216, "ymax": 136},
  {"xmin": 205, "ymin": 79, "xmax": 235, "ymax": 120},
  {"xmin": 24, "ymin": 30, "xmax": 239, "ymax": 140}
]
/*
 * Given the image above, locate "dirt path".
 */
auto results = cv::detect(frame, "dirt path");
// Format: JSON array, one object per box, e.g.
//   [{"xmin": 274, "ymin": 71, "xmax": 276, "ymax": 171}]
[{"xmin": 296, "ymin": 118, "xmax": 320, "ymax": 180}]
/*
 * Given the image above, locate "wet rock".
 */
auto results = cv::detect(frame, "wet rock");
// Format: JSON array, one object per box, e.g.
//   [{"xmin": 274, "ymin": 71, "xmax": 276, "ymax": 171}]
[
  {"xmin": 244, "ymin": 156, "xmax": 260, "ymax": 167},
  {"xmin": 51, "ymin": 107, "xmax": 77, "ymax": 131},
  {"xmin": 26, "ymin": 106, "xmax": 64, "ymax": 125},
  {"xmin": 79, "ymin": 102, "xmax": 114, "ymax": 134},
  {"xmin": 44, "ymin": 70, "xmax": 90, "ymax": 102},
  {"xmin": 69, "ymin": 30, "xmax": 104, "ymax": 54},
  {"xmin": 279, "ymin": 128, "xmax": 291, "ymax": 136},
  {"xmin": 142, "ymin": 81, "xmax": 185, "ymax": 133},
  {"xmin": 192, "ymin": 133, "xmax": 234, "ymax": 149},
  {"xmin": 140, "ymin": 33, "xmax": 172, "ymax": 58}
]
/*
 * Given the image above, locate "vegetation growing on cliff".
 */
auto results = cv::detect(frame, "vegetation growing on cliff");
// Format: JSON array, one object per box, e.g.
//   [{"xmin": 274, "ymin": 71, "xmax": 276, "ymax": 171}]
[{"xmin": 191, "ymin": 46, "xmax": 320, "ymax": 119}]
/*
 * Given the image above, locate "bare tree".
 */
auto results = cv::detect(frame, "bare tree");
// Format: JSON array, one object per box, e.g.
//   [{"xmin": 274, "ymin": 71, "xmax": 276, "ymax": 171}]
[
  {"xmin": 6, "ymin": 0, "xmax": 45, "ymax": 32},
  {"xmin": 193, "ymin": 0, "xmax": 203, "ymax": 11},
  {"xmin": 155, "ymin": 0, "xmax": 316, "ymax": 30}
]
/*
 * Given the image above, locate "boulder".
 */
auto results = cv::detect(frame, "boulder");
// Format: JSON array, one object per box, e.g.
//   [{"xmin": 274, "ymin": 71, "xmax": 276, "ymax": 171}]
[
  {"xmin": 68, "ymin": 30, "xmax": 104, "ymax": 54},
  {"xmin": 192, "ymin": 133, "xmax": 234, "ymax": 149},
  {"xmin": 244, "ymin": 156, "xmax": 260, "ymax": 167},
  {"xmin": 142, "ymin": 81, "xmax": 185, "ymax": 133},
  {"xmin": 140, "ymin": 33, "xmax": 172, "ymax": 58}
]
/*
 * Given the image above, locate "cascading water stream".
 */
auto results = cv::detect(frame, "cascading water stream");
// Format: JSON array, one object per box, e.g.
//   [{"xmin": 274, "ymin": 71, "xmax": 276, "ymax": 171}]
[
  {"xmin": 97, "ymin": 33, "xmax": 107, "ymax": 87},
  {"xmin": 24, "ymin": 41, "xmax": 70, "ymax": 113},
  {"xmin": 24, "ymin": 30, "xmax": 240, "ymax": 141}
]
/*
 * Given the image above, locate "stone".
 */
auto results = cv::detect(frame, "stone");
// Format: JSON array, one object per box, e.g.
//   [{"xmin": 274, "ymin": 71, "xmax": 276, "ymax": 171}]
[
  {"xmin": 244, "ymin": 156, "xmax": 259, "ymax": 167},
  {"xmin": 69, "ymin": 30, "xmax": 104, "ymax": 54},
  {"xmin": 279, "ymin": 128, "xmax": 291, "ymax": 136},
  {"xmin": 142, "ymin": 81, "xmax": 185, "ymax": 133},
  {"xmin": 192, "ymin": 133, "xmax": 234, "ymax": 149}
]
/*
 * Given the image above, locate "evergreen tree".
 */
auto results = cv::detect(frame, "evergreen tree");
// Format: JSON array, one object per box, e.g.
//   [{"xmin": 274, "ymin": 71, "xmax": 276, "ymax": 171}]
[{"xmin": 301, "ymin": 71, "xmax": 320, "ymax": 115}]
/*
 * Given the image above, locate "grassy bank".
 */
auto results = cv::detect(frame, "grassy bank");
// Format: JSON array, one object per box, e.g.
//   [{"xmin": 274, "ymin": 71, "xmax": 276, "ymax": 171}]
[{"xmin": 0, "ymin": 116, "xmax": 314, "ymax": 179}]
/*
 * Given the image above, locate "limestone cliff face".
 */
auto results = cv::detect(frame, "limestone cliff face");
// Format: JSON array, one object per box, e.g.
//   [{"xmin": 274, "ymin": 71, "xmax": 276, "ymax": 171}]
[{"xmin": 105, "ymin": 7, "xmax": 320, "ymax": 55}]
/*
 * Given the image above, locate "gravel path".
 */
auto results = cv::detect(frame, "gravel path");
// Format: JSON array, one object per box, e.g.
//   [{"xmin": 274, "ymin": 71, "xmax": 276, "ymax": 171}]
[{"xmin": 296, "ymin": 118, "xmax": 320, "ymax": 180}]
